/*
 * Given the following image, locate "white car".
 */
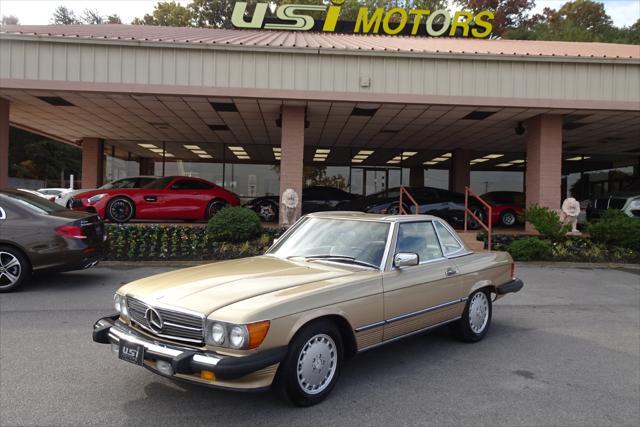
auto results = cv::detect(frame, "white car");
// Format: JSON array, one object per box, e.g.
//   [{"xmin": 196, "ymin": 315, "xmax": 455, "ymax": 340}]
[
  {"xmin": 56, "ymin": 176, "xmax": 158, "ymax": 207},
  {"xmin": 37, "ymin": 188, "xmax": 73, "ymax": 202}
]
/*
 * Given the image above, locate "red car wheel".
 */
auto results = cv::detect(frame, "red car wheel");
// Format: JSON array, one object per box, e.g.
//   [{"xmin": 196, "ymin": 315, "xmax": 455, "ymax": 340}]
[{"xmin": 106, "ymin": 197, "xmax": 135, "ymax": 223}]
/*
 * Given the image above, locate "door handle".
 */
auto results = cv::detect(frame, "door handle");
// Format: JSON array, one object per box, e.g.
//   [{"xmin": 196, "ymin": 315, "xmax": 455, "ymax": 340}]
[
  {"xmin": 446, "ymin": 268, "xmax": 458, "ymax": 277},
  {"xmin": 144, "ymin": 195, "xmax": 158, "ymax": 202}
]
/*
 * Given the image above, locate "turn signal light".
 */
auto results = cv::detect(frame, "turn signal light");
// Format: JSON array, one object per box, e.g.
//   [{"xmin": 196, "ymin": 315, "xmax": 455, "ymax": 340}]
[
  {"xmin": 55, "ymin": 225, "xmax": 87, "ymax": 239},
  {"xmin": 247, "ymin": 320, "xmax": 271, "ymax": 349},
  {"xmin": 200, "ymin": 370, "xmax": 216, "ymax": 381}
]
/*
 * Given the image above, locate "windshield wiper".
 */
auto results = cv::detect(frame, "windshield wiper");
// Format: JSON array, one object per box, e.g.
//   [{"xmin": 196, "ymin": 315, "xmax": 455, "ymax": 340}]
[{"xmin": 302, "ymin": 255, "xmax": 379, "ymax": 270}]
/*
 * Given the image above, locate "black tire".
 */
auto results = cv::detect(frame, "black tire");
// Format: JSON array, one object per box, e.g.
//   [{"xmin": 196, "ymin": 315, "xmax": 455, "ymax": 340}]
[
  {"xmin": 500, "ymin": 210, "xmax": 517, "ymax": 227},
  {"xmin": 468, "ymin": 207, "xmax": 485, "ymax": 230},
  {"xmin": 279, "ymin": 320, "xmax": 343, "ymax": 406},
  {"xmin": 106, "ymin": 197, "xmax": 135, "ymax": 223},
  {"xmin": 453, "ymin": 289, "xmax": 492, "ymax": 343},
  {"xmin": 0, "ymin": 245, "xmax": 30, "ymax": 293},
  {"xmin": 256, "ymin": 201, "xmax": 278, "ymax": 222},
  {"xmin": 206, "ymin": 199, "xmax": 227, "ymax": 219}
]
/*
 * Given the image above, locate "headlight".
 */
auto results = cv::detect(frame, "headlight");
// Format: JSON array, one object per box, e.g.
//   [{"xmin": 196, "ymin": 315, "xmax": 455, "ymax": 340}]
[
  {"xmin": 114, "ymin": 294, "xmax": 122, "ymax": 313},
  {"xmin": 210, "ymin": 323, "xmax": 226, "ymax": 345},
  {"xmin": 88, "ymin": 193, "xmax": 107, "ymax": 204},
  {"xmin": 206, "ymin": 320, "xmax": 270, "ymax": 349},
  {"xmin": 229, "ymin": 325, "xmax": 248, "ymax": 349}
]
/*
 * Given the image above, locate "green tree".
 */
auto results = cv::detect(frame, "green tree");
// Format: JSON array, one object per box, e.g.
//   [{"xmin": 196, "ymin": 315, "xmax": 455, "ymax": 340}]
[
  {"xmin": 106, "ymin": 14, "xmax": 123, "ymax": 24},
  {"xmin": 132, "ymin": 1, "xmax": 194, "ymax": 26},
  {"xmin": 1, "ymin": 15, "xmax": 19, "ymax": 25},
  {"xmin": 82, "ymin": 9, "xmax": 104, "ymax": 24},
  {"xmin": 52, "ymin": 5, "xmax": 81, "ymax": 25},
  {"xmin": 455, "ymin": 0, "xmax": 535, "ymax": 36}
]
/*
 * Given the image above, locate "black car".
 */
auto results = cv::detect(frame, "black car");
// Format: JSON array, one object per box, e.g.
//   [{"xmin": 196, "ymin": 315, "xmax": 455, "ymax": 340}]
[
  {"xmin": 0, "ymin": 189, "xmax": 104, "ymax": 292},
  {"xmin": 587, "ymin": 180, "xmax": 640, "ymax": 220},
  {"xmin": 244, "ymin": 186, "xmax": 358, "ymax": 222},
  {"xmin": 337, "ymin": 186, "xmax": 486, "ymax": 229}
]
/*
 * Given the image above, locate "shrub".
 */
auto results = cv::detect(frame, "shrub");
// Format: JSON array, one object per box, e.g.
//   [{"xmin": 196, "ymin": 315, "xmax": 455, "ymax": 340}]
[
  {"xmin": 508, "ymin": 237, "xmax": 553, "ymax": 261},
  {"xmin": 524, "ymin": 204, "xmax": 570, "ymax": 241},
  {"xmin": 206, "ymin": 206, "xmax": 262, "ymax": 242},
  {"xmin": 587, "ymin": 209, "xmax": 640, "ymax": 251}
]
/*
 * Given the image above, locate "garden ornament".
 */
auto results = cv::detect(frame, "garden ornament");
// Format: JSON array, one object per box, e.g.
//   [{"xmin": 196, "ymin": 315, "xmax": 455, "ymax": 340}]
[
  {"xmin": 561, "ymin": 197, "xmax": 581, "ymax": 235},
  {"xmin": 281, "ymin": 188, "xmax": 299, "ymax": 226}
]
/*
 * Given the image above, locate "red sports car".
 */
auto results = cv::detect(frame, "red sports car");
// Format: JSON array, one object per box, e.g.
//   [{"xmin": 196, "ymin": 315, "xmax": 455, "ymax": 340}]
[
  {"xmin": 481, "ymin": 191, "xmax": 525, "ymax": 227},
  {"xmin": 69, "ymin": 176, "xmax": 240, "ymax": 223}
]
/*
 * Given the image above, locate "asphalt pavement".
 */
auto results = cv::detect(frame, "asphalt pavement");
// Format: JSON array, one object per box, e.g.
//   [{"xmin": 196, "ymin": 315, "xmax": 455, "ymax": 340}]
[{"xmin": 1, "ymin": 264, "xmax": 639, "ymax": 426}]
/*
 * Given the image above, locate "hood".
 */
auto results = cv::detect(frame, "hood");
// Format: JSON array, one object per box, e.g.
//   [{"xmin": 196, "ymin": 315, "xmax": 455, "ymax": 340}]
[{"xmin": 119, "ymin": 256, "xmax": 354, "ymax": 316}]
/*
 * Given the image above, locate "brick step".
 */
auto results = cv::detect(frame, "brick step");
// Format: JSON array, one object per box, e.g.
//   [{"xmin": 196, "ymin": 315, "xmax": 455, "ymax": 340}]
[{"xmin": 457, "ymin": 231, "xmax": 485, "ymax": 251}]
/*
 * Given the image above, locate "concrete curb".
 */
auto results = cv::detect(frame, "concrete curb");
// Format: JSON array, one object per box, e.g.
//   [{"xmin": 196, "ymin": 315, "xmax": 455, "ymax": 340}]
[
  {"xmin": 516, "ymin": 261, "xmax": 640, "ymax": 269},
  {"xmin": 97, "ymin": 260, "xmax": 640, "ymax": 269}
]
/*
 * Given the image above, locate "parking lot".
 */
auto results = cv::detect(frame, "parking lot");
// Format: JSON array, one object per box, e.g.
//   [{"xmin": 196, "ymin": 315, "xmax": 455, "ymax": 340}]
[{"xmin": 1, "ymin": 264, "xmax": 638, "ymax": 426}]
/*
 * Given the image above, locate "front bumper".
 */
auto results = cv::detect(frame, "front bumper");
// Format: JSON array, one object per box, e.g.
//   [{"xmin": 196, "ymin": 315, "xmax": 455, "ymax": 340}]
[
  {"xmin": 93, "ymin": 315, "xmax": 287, "ymax": 390},
  {"xmin": 497, "ymin": 278, "xmax": 524, "ymax": 295}
]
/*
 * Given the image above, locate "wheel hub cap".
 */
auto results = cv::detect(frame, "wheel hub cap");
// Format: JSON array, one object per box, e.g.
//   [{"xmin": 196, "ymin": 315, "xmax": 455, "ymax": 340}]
[
  {"xmin": 297, "ymin": 334, "xmax": 337, "ymax": 395},
  {"xmin": 469, "ymin": 292, "xmax": 489, "ymax": 334}
]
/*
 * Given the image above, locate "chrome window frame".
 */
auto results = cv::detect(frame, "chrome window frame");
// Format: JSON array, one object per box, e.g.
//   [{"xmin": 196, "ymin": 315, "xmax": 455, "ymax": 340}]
[
  {"xmin": 432, "ymin": 220, "xmax": 471, "ymax": 258},
  {"xmin": 0, "ymin": 207, "xmax": 5, "ymax": 220},
  {"xmin": 391, "ymin": 220, "xmax": 447, "ymax": 267}
]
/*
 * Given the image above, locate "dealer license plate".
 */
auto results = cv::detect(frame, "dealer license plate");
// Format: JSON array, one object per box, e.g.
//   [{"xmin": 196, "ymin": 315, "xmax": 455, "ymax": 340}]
[{"xmin": 118, "ymin": 341, "xmax": 144, "ymax": 366}]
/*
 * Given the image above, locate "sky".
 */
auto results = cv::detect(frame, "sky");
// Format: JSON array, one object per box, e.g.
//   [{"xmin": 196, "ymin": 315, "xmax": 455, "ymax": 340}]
[{"xmin": 0, "ymin": 0, "xmax": 638, "ymax": 27}]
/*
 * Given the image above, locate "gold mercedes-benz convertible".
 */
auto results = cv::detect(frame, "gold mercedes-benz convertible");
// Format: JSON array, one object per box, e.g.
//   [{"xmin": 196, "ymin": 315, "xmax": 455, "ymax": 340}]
[{"xmin": 93, "ymin": 213, "xmax": 523, "ymax": 406}]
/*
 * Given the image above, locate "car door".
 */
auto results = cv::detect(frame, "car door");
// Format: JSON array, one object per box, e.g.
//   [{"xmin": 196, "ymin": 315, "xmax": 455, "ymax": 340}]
[
  {"xmin": 381, "ymin": 221, "xmax": 465, "ymax": 341},
  {"xmin": 163, "ymin": 179, "xmax": 208, "ymax": 219}
]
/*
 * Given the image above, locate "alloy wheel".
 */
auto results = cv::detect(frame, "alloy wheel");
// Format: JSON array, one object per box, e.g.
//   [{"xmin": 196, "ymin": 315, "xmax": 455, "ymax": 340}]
[
  {"xmin": 258, "ymin": 203, "xmax": 276, "ymax": 222},
  {"xmin": 502, "ymin": 211, "xmax": 516, "ymax": 226},
  {"xmin": 0, "ymin": 252, "xmax": 21, "ymax": 289},
  {"xmin": 468, "ymin": 291, "xmax": 489, "ymax": 334},
  {"xmin": 109, "ymin": 199, "xmax": 133, "ymax": 222},
  {"xmin": 296, "ymin": 333, "xmax": 338, "ymax": 395}
]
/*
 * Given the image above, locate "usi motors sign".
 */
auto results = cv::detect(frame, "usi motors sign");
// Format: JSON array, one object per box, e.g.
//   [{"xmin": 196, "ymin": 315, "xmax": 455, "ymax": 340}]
[{"xmin": 231, "ymin": 1, "xmax": 494, "ymax": 38}]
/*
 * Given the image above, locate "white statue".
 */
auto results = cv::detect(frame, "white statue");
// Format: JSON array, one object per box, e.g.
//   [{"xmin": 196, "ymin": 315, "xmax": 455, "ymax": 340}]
[
  {"xmin": 281, "ymin": 188, "xmax": 299, "ymax": 226},
  {"xmin": 561, "ymin": 197, "xmax": 581, "ymax": 235}
]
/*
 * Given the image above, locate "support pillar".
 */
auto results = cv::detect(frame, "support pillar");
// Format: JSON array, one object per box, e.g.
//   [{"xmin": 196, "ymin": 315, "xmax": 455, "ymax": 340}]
[
  {"xmin": 0, "ymin": 99, "xmax": 9, "ymax": 188},
  {"xmin": 525, "ymin": 115, "xmax": 563, "ymax": 231},
  {"xmin": 139, "ymin": 157, "xmax": 156, "ymax": 176},
  {"xmin": 279, "ymin": 106, "xmax": 305, "ymax": 226},
  {"xmin": 449, "ymin": 149, "xmax": 471, "ymax": 193},
  {"xmin": 81, "ymin": 137, "xmax": 104, "ymax": 189},
  {"xmin": 409, "ymin": 166, "xmax": 424, "ymax": 187}
]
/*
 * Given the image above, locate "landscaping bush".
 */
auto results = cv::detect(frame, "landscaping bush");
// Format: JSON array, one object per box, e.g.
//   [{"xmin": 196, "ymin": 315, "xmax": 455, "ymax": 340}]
[
  {"xmin": 206, "ymin": 206, "xmax": 261, "ymax": 242},
  {"xmin": 587, "ymin": 209, "xmax": 640, "ymax": 251},
  {"xmin": 524, "ymin": 204, "xmax": 570, "ymax": 241},
  {"xmin": 103, "ymin": 224, "xmax": 284, "ymax": 261},
  {"xmin": 508, "ymin": 237, "xmax": 553, "ymax": 261}
]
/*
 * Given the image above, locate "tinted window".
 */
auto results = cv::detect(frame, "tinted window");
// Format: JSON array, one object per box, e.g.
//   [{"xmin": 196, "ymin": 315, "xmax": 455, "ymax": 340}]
[
  {"xmin": 396, "ymin": 222, "xmax": 443, "ymax": 262},
  {"xmin": 3, "ymin": 191, "xmax": 68, "ymax": 214},
  {"xmin": 411, "ymin": 188, "xmax": 439, "ymax": 200},
  {"xmin": 434, "ymin": 221, "xmax": 464, "ymax": 255},
  {"xmin": 170, "ymin": 179, "xmax": 213, "ymax": 190},
  {"xmin": 144, "ymin": 177, "xmax": 174, "ymax": 189}
]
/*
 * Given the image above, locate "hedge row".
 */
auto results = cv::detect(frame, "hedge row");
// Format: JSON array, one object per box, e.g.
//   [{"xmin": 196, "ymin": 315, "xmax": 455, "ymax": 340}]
[{"xmin": 103, "ymin": 224, "xmax": 285, "ymax": 261}]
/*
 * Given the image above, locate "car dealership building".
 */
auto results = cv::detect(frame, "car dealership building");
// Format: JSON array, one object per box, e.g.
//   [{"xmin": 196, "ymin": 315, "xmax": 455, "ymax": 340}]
[{"xmin": 0, "ymin": 24, "xmax": 639, "ymax": 224}]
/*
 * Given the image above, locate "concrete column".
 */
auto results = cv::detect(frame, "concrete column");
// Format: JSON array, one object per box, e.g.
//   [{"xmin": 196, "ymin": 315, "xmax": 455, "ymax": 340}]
[
  {"xmin": 449, "ymin": 149, "xmax": 471, "ymax": 193},
  {"xmin": 0, "ymin": 99, "xmax": 9, "ymax": 188},
  {"xmin": 525, "ymin": 115, "xmax": 563, "ymax": 230},
  {"xmin": 279, "ymin": 106, "xmax": 305, "ymax": 226},
  {"xmin": 81, "ymin": 137, "xmax": 104, "ymax": 189},
  {"xmin": 139, "ymin": 157, "xmax": 155, "ymax": 176},
  {"xmin": 409, "ymin": 166, "xmax": 424, "ymax": 187}
]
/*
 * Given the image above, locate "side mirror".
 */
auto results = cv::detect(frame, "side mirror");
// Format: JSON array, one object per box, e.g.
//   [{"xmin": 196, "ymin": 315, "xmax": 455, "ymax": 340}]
[{"xmin": 394, "ymin": 252, "xmax": 419, "ymax": 268}]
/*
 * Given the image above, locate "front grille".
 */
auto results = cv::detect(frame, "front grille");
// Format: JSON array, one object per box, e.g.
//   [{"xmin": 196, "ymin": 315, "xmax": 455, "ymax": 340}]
[
  {"xmin": 608, "ymin": 198, "xmax": 626, "ymax": 209},
  {"xmin": 126, "ymin": 297, "xmax": 205, "ymax": 344},
  {"xmin": 594, "ymin": 197, "xmax": 627, "ymax": 210}
]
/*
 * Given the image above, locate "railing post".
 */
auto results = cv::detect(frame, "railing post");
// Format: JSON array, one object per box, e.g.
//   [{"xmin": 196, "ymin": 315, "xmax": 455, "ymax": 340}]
[{"xmin": 464, "ymin": 187, "xmax": 468, "ymax": 232}]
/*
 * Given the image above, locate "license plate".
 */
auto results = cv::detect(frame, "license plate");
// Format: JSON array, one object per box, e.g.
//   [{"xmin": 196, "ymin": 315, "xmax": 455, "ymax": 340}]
[{"xmin": 118, "ymin": 341, "xmax": 144, "ymax": 366}]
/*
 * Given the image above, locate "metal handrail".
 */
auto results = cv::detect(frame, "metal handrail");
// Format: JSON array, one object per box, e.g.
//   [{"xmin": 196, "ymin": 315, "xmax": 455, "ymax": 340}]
[
  {"xmin": 399, "ymin": 186, "xmax": 419, "ymax": 214},
  {"xmin": 464, "ymin": 186, "xmax": 493, "ymax": 251}
]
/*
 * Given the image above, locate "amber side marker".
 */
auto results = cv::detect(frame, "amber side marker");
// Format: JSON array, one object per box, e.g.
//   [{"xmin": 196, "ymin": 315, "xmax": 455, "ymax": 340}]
[{"xmin": 200, "ymin": 370, "xmax": 216, "ymax": 381}]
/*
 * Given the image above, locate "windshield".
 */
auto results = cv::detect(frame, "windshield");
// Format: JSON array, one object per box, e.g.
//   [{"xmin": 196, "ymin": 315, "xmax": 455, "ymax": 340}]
[
  {"xmin": 270, "ymin": 218, "xmax": 390, "ymax": 268},
  {"xmin": 143, "ymin": 177, "xmax": 173, "ymax": 189},
  {"xmin": 6, "ymin": 191, "xmax": 68, "ymax": 214}
]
